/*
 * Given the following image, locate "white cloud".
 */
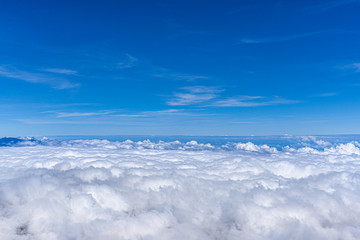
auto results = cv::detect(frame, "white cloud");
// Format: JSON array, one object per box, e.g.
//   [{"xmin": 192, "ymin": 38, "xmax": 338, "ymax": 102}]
[
  {"xmin": 0, "ymin": 138, "xmax": 360, "ymax": 239},
  {"xmin": 166, "ymin": 86, "xmax": 221, "ymax": 106},
  {"xmin": 43, "ymin": 68, "xmax": 78, "ymax": 75},
  {"xmin": 211, "ymin": 96, "xmax": 299, "ymax": 107},
  {"xmin": 0, "ymin": 66, "xmax": 79, "ymax": 89},
  {"xmin": 155, "ymin": 73, "xmax": 208, "ymax": 81},
  {"xmin": 167, "ymin": 30, "xmax": 210, "ymax": 39},
  {"xmin": 316, "ymin": 92, "xmax": 338, "ymax": 97},
  {"xmin": 346, "ymin": 63, "xmax": 360, "ymax": 72},
  {"xmin": 15, "ymin": 119, "xmax": 111, "ymax": 125},
  {"xmin": 310, "ymin": 0, "xmax": 360, "ymax": 11},
  {"xmin": 111, "ymin": 110, "xmax": 185, "ymax": 118},
  {"xmin": 118, "ymin": 54, "xmax": 137, "ymax": 69},
  {"xmin": 53, "ymin": 111, "xmax": 114, "ymax": 118},
  {"xmin": 237, "ymin": 32, "xmax": 320, "ymax": 44},
  {"xmin": 110, "ymin": 114, "xmax": 147, "ymax": 117},
  {"xmin": 152, "ymin": 68, "xmax": 208, "ymax": 82},
  {"xmin": 167, "ymin": 93, "xmax": 217, "ymax": 106},
  {"xmin": 181, "ymin": 85, "xmax": 223, "ymax": 93},
  {"xmin": 166, "ymin": 86, "xmax": 299, "ymax": 107},
  {"xmin": 173, "ymin": 74, "xmax": 208, "ymax": 81},
  {"xmin": 142, "ymin": 109, "xmax": 183, "ymax": 115}
]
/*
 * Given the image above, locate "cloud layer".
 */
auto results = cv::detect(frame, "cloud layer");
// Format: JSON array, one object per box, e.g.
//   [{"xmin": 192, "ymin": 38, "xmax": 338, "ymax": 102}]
[{"xmin": 0, "ymin": 138, "xmax": 360, "ymax": 239}]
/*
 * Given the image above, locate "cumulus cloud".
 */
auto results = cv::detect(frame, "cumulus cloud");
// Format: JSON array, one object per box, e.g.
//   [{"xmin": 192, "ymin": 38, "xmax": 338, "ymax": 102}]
[{"xmin": 0, "ymin": 138, "xmax": 360, "ymax": 239}]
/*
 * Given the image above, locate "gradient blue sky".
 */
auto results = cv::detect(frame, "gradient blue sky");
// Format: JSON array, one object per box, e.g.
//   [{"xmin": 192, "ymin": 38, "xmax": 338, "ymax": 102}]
[{"xmin": 1, "ymin": 0, "xmax": 360, "ymax": 136}]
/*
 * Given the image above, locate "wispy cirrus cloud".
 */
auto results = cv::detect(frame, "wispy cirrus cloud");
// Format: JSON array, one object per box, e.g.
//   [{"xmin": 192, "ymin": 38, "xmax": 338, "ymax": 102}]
[
  {"xmin": 237, "ymin": 32, "xmax": 320, "ymax": 44},
  {"xmin": 309, "ymin": 0, "xmax": 360, "ymax": 11},
  {"xmin": 167, "ymin": 30, "xmax": 211, "ymax": 39},
  {"xmin": 112, "ymin": 109, "xmax": 209, "ymax": 118},
  {"xmin": 315, "ymin": 92, "xmax": 338, "ymax": 97},
  {"xmin": 153, "ymin": 67, "xmax": 208, "ymax": 82},
  {"xmin": 211, "ymin": 96, "xmax": 300, "ymax": 107},
  {"xmin": 18, "ymin": 108, "xmax": 211, "ymax": 125},
  {"xmin": 167, "ymin": 86, "xmax": 222, "ymax": 106},
  {"xmin": 42, "ymin": 68, "xmax": 78, "ymax": 75},
  {"xmin": 166, "ymin": 86, "xmax": 299, "ymax": 107},
  {"xmin": 181, "ymin": 86, "xmax": 223, "ymax": 94},
  {"xmin": 111, "ymin": 109, "xmax": 187, "ymax": 118},
  {"xmin": 15, "ymin": 118, "xmax": 127, "ymax": 125},
  {"xmin": 0, "ymin": 66, "xmax": 79, "ymax": 89},
  {"xmin": 46, "ymin": 109, "xmax": 198, "ymax": 120},
  {"xmin": 167, "ymin": 93, "xmax": 217, "ymax": 106},
  {"xmin": 340, "ymin": 62, "xmax": 360, "ymax": 72},
  {"xmin": 142, "ymin": 109, "xmax": 183, "ymax": 115},
  {"xmin": 52, "ymin": 111, "xmax": 114, "ymax": 118},
  {"xmin": 118, "ymin": 54, "xmax": 137, "ymax": 69}
]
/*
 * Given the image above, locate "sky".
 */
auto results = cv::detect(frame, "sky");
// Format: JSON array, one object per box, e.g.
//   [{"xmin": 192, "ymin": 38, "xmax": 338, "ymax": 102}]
[{"xmin": 0, "ymin": 0, "xmax": 360, "ymax": 136}]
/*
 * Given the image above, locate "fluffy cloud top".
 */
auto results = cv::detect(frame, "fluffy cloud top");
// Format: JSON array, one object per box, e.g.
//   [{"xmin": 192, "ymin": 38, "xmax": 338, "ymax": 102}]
[{"xmin": 0, "ymin": 138, "xmax": 360, "ymax": 239}]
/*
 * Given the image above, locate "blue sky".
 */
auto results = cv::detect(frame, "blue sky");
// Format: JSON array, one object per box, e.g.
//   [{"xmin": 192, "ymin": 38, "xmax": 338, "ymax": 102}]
[{"xmin": 1, "ymin": 0, "xmax": 360, "ymax": 136}]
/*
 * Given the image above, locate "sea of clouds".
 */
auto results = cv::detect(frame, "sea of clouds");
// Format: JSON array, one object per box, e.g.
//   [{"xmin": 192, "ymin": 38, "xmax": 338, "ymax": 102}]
[{"xmin": 0, "ymin": 137, "xmax": 360, "ymax": 239}]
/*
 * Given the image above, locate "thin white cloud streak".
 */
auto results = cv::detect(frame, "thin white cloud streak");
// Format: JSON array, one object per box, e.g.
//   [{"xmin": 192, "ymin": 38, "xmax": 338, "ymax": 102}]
[
  {"xmin": 211, "ymin": 97, "xmax": 300, "ymax": 107},
  {"xmin": 343, "ymin": 63, "xmax": 360, "ymax": 72},
  {"xmin": 42, "ymin": 68, "xmax": 78, "ymax": 75},
  {"xmin": 30, "ymin": 109, "xmax": 210, "ymax": 125},
  {"xmin": 110, "ymin": 110, "xmax": 184, "ymax": 118},
  {"xmin": 112, "ymin": 109, "xmax": 212, "ymax": 118},
  {"xmin": 237, "ymin": 32, "xmax": 320, "ymax": 44},
  {"xmin": 152, "ymin": 68, "xmax": 208, "ymax": 82},
  {"xmin": 110, "ymin": 114, "xmax": 147, "ymax": 117},
  {"xmin": 167, "ymin": 30, "xmax": 210, "ymax": 39},
  {"xmin": 230, "ymin": 121, "xmax": 257, "ymax": 124},
  {"xmin": 352, "ymin": 63, "xmax": 360, "ymax": 71},
  {"xmin": 167, "ymin": 86, "xmax": 221, "ymax": 106},
  {"xmin": 40, "ymin": 103, "xmax": 100, "ymax": 108},
  {"xmin": 167, "ymin": 93, "xmax": 218, "ymax": 106},
  {"xmin": 141, "ymin": 109, "xmax": 211, "ymax": 117},
  {"xmin": 54, "ymin": 111, "xmax": 114, "ymax": 118},
  {"xmin": 309, "ymin": 0, "xmax": 360, "ymax": 11},
  {"xmin": 142, "ymin": 109, "xmax": 183, "ymax": 115},
  {"xmin": 154, "ymin": 73, "xmax": 208, "ymax": 81},
  {"xmin": 118, "ymin": 54, "xmax": 137, "ymax": 69},
  {"xmin": 181, "ymin": 85, "xmax": 223, "ymax": 94},
  {"xmin": 15, "ymin": 119, "xmax": 133, "ymax": 125},
  {"xmin": 16, "ymin": 110, "xmax": 210, "ymax": 125},
  {"xmin": 315, "ymin": 92, "xmax": 338, "ymax": 97},
  {"xmin": 173, "ymin": 74, "xmax": 208, "ymax": 81},
  {"xmin": 0, "ymin": 66, "xmax": 79, "ymax": 89},
  {"xmin": 55, "ymin": 109, "xmax": 189, "ymax": 119},
  {"xmin": 166, "ymin": 86, "xmax": 299, "ymax": 107}
]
